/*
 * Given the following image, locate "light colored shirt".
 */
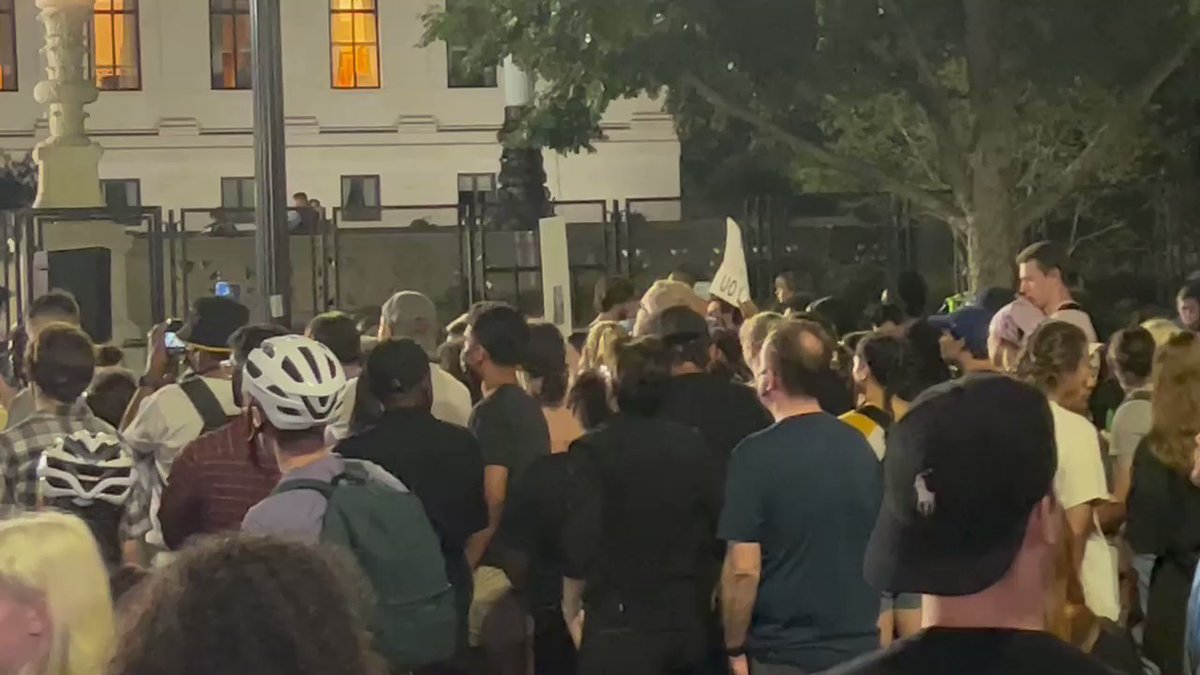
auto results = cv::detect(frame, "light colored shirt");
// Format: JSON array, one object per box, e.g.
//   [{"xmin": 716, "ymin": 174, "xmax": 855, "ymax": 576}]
[
  {"xmin": 1110, "ymin": 390, "xmax": 1152, "ymax": 474},
  {"xmin": 124, "ymin": 376, "xmax": 239, "ymax": 546},
  {"xmin": 1050, "ymin": 401, "xmax": 1120, "ymax": 620},
  {"xmin": 242, "ymin": 454, "xmax": 407, "ymax": 543},
  {"xmin": 326, "ymin": 363, "xmax": 471, "ymax": 443},
  {"xmin": 1050, "ymin": 305, "xmax": 1098, "ymax": 344}
]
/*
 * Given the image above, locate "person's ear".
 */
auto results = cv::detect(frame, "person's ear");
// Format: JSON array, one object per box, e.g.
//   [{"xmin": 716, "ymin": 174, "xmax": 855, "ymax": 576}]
[
  {"xmin": 24, "ymin": 595, "xmax": 49, "ymax": 639},
  {"xmin": 1033, "ymin": 495, "xmax": 1061, "ymax": 548}
]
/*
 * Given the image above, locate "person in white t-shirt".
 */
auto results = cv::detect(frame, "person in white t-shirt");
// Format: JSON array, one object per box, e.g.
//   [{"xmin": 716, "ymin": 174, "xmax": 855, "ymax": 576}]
[
  {"xmin": 1016, "ymin": 240, "xmax": 1098, "ymax": 344},
  {"xmin": 121, "ymin": 296, "xmax": 250, "ymax": 551},
  {"xmin": 1019, "ymin": 320, "xmax": 1119, "ymax": 621}
]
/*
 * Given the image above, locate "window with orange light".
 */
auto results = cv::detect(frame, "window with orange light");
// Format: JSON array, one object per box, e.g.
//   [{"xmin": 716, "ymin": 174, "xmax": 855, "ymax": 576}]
[
  {"xmin": 210, "ymin": 0, "xmax": 250, "ymax": 90},
  {"xmin": 0, "ymin": 0, "xmax": 15, "ymax": 92},
  {"xmin": 91, "ymin": 0, "xmax": 140, "ymax": 90},
  {"xmin": 330, "ymin": 0, "xmax": 379, "ymax": 89}
]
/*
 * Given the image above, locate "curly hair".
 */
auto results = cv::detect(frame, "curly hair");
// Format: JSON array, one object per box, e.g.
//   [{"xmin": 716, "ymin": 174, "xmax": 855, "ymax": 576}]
[
  {"xmin": 109, "ymin": 536, "xmax": 386, "ymax": 675},
  {"xmin": 1148, "ymin": 332, "xmax": 1200, "ymax": 475},
  {"xmin": 1018, "ymin": 321, "xmax": 1089, "ymax": 396},
  {"xmin": 580, "ymin": 320, "xmax": 628, "ymax": 376}
]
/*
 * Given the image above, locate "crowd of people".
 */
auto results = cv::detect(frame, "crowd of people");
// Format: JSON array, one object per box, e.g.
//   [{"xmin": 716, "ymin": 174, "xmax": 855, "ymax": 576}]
[{"xmin": 3, "ymin": 237, "xmax": 1200, "ymax": 675}]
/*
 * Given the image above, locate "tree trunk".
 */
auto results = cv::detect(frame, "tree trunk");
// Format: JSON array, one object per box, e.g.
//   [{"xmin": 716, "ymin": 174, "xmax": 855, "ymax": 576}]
[{"xmin": 964, "ymin": 195, "xmax": 1019, "ymax": 292}]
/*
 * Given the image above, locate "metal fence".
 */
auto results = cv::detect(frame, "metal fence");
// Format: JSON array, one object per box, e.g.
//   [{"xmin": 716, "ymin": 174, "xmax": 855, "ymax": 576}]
[{"xmin": 1, "ymin": 194, "xmax": 956, "ymax": 341}]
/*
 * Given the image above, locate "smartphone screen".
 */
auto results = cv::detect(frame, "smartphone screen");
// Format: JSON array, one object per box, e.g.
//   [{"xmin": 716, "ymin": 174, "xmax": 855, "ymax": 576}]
[{"xmin": 164, "ymin": 331, "xmax": 186, "ymax": 353}]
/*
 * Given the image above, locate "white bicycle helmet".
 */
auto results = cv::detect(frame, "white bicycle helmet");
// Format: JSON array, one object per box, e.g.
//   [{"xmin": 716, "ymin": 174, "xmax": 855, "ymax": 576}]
[
  {"xmin": 37, "ymin": 430, "xmax": 137, "ymax": 506},
  {"xmin": 243, "ymin": 335, "xmax": 347, "ymax": 431}
]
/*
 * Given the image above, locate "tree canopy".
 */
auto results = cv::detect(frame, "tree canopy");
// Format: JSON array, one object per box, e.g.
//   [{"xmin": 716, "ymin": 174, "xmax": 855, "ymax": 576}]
[{"xmin": 425, "ymin": 0, "xmax": 1200, "ymax": 290}]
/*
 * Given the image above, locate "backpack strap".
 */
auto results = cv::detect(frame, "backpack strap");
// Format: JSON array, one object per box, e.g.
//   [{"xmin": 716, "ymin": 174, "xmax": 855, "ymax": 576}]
[
  {"xmin": 1127, "ymin": 390, "xmax": 1153, "ymax": 404},
  {"xmin": 179, "ymin": 377, "xmax": 230, "ymax": 433},
  {"xmin": 272, "ymin": 462, "xmax": 372, "ymax": 498},
  {"xmin": 273, "ymin": 478, "xmax": 335, "ymax": 499}
]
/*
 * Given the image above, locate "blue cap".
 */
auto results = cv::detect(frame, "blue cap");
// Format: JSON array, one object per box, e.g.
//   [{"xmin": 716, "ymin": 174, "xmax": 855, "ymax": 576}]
[{"xmin": 928, "ymin": 306, "xmax": 993, "ymax": 359}]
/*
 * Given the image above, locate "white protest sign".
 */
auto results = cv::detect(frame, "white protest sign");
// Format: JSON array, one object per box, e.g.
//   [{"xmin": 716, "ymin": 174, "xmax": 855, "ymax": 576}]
[
  {"xmin": 710, "ymin": 217, "xmax": 751, "ymax": 305},
  {"xmin": 538, "ymin": 216, "xmax": 573, "ymax": 332}
]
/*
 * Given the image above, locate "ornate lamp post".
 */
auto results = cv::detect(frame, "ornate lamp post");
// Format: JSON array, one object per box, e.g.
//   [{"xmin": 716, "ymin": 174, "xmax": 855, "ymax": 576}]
[{"xmin": 32, "ymin": 0, "xmax": 103, "ymax": 208}]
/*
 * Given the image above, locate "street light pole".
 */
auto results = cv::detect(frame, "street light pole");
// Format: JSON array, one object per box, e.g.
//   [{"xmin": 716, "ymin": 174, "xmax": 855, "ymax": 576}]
[
  {"xmin": 250, "ymin": 0, "xmax": 291, "ymax": 325},
  {"xmin": 491, "ymin": 57, "xmax": 552, "ymax": 231}
]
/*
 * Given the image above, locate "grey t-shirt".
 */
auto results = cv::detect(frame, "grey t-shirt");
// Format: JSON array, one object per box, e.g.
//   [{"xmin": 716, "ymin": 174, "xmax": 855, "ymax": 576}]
[
  {"xmin": 1110, "ymin": 391, "xmax": 1152, "ymax": 478},
  {"xmin": 242, "ymin": 454, "xmax": 407, "ymax": 543}
]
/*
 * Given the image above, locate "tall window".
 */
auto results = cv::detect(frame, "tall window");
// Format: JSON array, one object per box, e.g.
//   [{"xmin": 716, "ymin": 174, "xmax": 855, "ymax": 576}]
[
  {"xmin": 341, "ymin": 175, "xmax": 381, "ymax": 221},
  {"xmin": 445, "ymin": 0, "xmax": 495, "ymax": 88},
  {"xmin": 330, "ymin": 0, "xmax": 379, "ymax": 89},
  {"xmin": 210, "ymin": 0, "xmax": 250, "ymax": 90},
  {"xmin": 0, "ymin": 0, "xmax": 16, "ymax": 92},
  {"xmin": 92, "ymin": 0, "xmax": 140, "ymax": 90}
]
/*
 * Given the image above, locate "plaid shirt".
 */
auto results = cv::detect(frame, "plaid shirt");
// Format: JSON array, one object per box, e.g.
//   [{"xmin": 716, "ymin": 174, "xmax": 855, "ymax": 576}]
[{"xmin": 0, "ymin": 401, "xmax": 152, "ymax": 539}]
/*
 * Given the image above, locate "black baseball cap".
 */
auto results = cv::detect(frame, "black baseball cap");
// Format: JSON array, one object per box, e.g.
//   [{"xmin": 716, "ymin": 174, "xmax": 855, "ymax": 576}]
[
  {"xmin": 864, "ymin": 374, "xmax": 1057, "ymax": 597},
  {"xmin": 365, "ymin": 338, "xmax": 432, "ymax": 400}
]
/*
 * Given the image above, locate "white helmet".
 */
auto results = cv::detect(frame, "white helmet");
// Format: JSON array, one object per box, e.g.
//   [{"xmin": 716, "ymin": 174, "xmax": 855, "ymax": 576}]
[
  {"xmin": 243, "ymin": 335, "xmax": 347, "ymax": 431},
  {"xmin": 37, "ymin": 431, "xmax": 137, "ymax": 506}
]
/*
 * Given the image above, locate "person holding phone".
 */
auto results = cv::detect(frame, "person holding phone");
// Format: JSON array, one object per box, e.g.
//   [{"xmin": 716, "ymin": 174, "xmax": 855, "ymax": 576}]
[{"xmin": 119, "ymin": 296, "xmax": 249, "ymax": 557}]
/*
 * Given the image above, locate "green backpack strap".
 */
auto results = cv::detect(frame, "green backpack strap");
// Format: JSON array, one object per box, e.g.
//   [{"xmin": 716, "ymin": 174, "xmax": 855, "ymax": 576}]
[
  {"xmin": 273, "ymin": 478, "xmax": 335, "ymax": 498},
  {"xmin": 272, "ymin": 461, "xmax": 371, "ymax": 498}
]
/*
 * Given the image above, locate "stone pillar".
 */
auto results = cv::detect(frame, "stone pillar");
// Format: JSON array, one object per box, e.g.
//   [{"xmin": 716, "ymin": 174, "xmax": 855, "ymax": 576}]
[
  {"xmin": 32, "ymin": 0, "xmax": 103, "ymax": 208},
  {"xmin": 490, "ymin": 57, "xmax": 552, "ymax": 231}
]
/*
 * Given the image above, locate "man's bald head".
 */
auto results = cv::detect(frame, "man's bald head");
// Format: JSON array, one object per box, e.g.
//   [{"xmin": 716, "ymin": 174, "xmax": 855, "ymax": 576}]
[{"xmin": 759, "ymin": 319, "xmax": 833, "ymax": 400}]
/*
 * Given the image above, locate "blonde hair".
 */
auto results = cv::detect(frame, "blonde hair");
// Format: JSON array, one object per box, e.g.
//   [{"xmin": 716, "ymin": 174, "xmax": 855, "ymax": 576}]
[
  {"xmin": 1148, "ymin": 332, "xmax": 1200, "ymax": 475},
  {"xmin": 739, "ymin": 312, "xmax": 784, "ymax": 368},
  {"xmin": 580, "ymin": 320, "xmax": 628, "ymax": 375},
  {"xmin": 1141, "ymin": 318, "xmax": 1183, "ymax": 348},
  {"xmin": 0, "ymin": 512, "xmax": 115, "ymax": 675},
  {"xmin": 632, "ymin": 280, "xmax": 706, "ymax": 336}
]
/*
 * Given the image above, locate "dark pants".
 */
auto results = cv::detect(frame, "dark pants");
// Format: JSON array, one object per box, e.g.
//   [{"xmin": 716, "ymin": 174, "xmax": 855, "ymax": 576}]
[
  {"xmin": 577, "ymin": 594, "xmax": 708, "ymax": 675},
  {"xmin": 532, "ymin": 606, "xmax": 577, "ymax": 675}
]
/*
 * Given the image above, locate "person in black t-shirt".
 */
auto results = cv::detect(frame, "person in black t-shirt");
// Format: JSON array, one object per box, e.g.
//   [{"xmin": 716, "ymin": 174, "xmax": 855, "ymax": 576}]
[
  {"xmin": 562, "ymin": 337, "xmax": 722, "ymax": 675},
  {"xmin": 461, "ymin": 302, "xmax": 551, "ymax": 672},
  {"xmin": 643, "ymin": 306, "xmax": 772, "ymax": 477},
  {"xmin": 336, "ymin": 338, "xmax": 487, "ymax": 656},
  {"xmin": 827, "ymin": 375, "xmax": 1117, "ymax": 675}
]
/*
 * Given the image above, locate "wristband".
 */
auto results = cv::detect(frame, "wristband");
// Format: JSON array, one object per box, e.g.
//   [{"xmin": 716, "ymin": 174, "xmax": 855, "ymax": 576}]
[{"xmin": 725, "ymin": 645, "xmax": 747, "ymax": 658}]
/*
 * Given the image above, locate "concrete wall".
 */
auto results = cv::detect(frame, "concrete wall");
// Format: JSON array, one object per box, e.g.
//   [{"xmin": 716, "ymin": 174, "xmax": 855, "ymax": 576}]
[{"xmin": 0, "ymin": 0, "xmax": 680, "ymax": 212}]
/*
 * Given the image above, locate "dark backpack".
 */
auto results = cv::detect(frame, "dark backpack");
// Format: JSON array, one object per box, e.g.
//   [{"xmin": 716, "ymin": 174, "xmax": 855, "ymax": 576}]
[{"xmin": 274, "ymin": 461, "xmax": 457, "ymax": 669}]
